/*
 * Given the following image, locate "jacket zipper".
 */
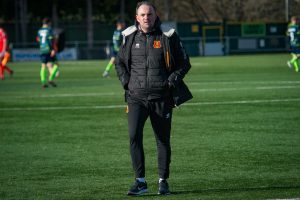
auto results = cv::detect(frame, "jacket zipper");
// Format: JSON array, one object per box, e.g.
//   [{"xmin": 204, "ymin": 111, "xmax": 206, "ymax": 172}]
[{"xmin": 145, "ymin": 34, "xmax": 150, "ymax": 97}]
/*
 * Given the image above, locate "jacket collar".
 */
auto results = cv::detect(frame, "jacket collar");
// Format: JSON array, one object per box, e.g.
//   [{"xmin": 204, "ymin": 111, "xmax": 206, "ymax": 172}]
[{"xmin": 122, "ymin": 17, "xmax": 175, "ymax": 38}]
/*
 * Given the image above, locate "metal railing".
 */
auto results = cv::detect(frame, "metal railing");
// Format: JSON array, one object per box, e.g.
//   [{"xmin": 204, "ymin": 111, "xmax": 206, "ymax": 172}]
[
  {"xmin": 182, "ymin": 35, "xmax": 289, "ymax": 56},
  {"xmin": 11, "ymin": 35, "xmax": 289, "ymax": 60}
]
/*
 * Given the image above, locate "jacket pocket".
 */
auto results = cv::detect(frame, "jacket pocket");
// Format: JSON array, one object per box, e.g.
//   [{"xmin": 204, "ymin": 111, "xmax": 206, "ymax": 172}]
[{"xmin": 171, "ymin": 80, "xmax": 193, "ymax": 107}]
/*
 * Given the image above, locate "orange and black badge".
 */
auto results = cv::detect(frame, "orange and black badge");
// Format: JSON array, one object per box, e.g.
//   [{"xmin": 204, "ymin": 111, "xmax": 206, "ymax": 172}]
[{"xmin": 153, "ymin": 40, "xmax": 161, "ymax": 48}]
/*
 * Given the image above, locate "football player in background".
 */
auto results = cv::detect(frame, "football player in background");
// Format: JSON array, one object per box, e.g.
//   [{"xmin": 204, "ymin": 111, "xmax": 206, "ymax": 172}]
[
  {"xmin": 102, "ymin": 20, "xmax": 125, "ymax": 77},
  {"xmin": 37, "ymin": 18, "xmax": 58, "ymax": 88},
  {"xmin": 287, "ymin": 16, "xmax": 300, "ymax": 72},
  {"xmin": 0, "ymin": 27, "xmax": 13, "ymax": 80}
]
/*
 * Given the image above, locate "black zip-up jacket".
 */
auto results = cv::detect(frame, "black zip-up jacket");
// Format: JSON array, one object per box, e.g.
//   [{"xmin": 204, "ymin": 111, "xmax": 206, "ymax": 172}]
[{"xmin": 115, "ymin": 18, "xmax": 193, "ymax": 106}]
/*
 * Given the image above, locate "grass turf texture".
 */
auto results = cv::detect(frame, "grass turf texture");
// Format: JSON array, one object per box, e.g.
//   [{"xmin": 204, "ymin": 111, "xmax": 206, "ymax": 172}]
[{"xmin": 0, "ymin": 54, "xmax": 300, "ymax": 199}]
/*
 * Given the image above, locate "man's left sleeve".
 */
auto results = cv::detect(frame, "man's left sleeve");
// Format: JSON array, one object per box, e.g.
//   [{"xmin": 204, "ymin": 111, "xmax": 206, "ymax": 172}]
[{"xmin": 167, "ymin": 33, "xmax": 191, "ymax": 87}]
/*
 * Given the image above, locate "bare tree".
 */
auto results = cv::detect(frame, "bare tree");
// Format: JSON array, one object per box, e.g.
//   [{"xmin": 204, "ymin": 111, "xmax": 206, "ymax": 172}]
[
  {"xmin": 120, "ymin": 0, "xmax": 125, "ymax": 22},
  {"xmin": 290, "ymin": 0, "xmax": 300, "ymax": 20},
  {"xmin": 86, "ymin": 0, "xmax": 93, "ymax": 48},
  {"xmin": 52, "ymin": 0, "xmax": 58, "ymax": 28},
  {"xmin": 164, "ymin": 0, "xmax": 171, "ymax": 21},
  {"xmin": 18, "ymin": 0, "xmax": 28, "ymax": 43},
  {"xmin": 243, "ymin": 0, "xmax": 284, "ymax": 22},
  {"xmin": 153, "ymin": 0, "xmax": 300, "ymax": 22},
  {"xmin": 14, "ymin": 0, "xmax": 20, "ymax": 43}
]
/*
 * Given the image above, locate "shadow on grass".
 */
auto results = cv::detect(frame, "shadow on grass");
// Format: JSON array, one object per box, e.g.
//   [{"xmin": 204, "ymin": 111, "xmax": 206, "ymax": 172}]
[
  {"xmin": 122, "ymin": 185, "xmax": 300, "ymax": 198},
  {"xmin": 171, "ymin": 185, "xmax": 300, "ymax": 195}
]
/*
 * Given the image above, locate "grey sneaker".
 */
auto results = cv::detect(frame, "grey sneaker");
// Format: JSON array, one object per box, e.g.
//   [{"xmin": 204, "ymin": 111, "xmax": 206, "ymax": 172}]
[
  {"xmin": 127, "ymin": 180, "xmax": 148, "ymax": 196},
  {"xmin": 158, "ymin": 180, "xmax": 171, "ymax": 195},
  {"xmin": 102, "ymin": 71, "xmax": 109, "ymax": 77},
  {"xmin": 287, "ymin": 61, "xmax": 292, "ymax": 69}
]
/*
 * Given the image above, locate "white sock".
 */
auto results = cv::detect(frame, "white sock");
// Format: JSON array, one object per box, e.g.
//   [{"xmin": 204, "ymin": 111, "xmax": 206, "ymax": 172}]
[
  {"xmin": 159, "ymin": 178, "xmax": 165, "ymax": 183},
  {"xmin": 136, "ymin": 177, "xmax": 145, "ymax": 183}
]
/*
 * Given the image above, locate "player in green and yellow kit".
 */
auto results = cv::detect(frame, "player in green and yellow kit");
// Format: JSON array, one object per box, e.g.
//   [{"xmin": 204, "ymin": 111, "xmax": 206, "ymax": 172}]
[
  {"xmin": 287, "ymin": 16, "xmax": 300, "ymax": 72},
  {"xmin": 37, "ymin": 18, "xmax": 59, "ymax": 88},
  {"xmin": 102, "ymin": 21, "xmax": 125, "ymax": 77}
]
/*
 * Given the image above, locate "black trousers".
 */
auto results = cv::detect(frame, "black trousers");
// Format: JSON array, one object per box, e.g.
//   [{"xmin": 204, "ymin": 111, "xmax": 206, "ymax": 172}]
[{"xmin": 127, "ymin": 97, "xmax": 173, "ymax": 179}]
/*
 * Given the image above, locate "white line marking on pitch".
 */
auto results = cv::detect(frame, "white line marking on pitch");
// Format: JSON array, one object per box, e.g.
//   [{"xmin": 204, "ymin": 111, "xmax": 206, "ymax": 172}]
[
  {"xmin": 0, "ymin": 105, "xmax": 125, "ymax": 111},
  {"xmin": 256, "ymin": 86, "xmax": 300, "ymax": 90},
  {"xmin": 2, "ymin": 92, "xmax": 117, "ymax": 99},
  {"xmin": 185, "ymin": 98, "xmax": 300, "ymax": 106},
  {"xmin": 267, "ymin": 198, "xmax": 300, "ymax": 200},
  {"xmin": 191, "ymin": 85, "xmax": 300, "ymax": 92},
  {"xmin": 35, "ymin": 92, "xmax": 116, "ymax": 98},
  {"xmin": 1, "ymin": 98, "xmax": 300, "ymax": 111},
  {"xmin": 189, "ymin": 80, "xmax": 300, "ymax": 85},
  {"xmin": 2, "ymin": 85, "xmax": 300, "ymax": 99}
]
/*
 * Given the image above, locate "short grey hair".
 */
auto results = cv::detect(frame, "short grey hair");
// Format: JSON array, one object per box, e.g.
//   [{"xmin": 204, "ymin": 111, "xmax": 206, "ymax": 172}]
[{"xmin": 136, "ymin": 1, "xmax": 156, "ymax": 14}]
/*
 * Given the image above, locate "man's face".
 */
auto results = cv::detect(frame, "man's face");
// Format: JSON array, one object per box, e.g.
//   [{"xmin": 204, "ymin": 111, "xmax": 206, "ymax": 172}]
[
  {"xmin": 116, "ymin": 22, "xmax": 124, "ymax": 30},
  {"xmin": 136, "ymin": 4, "xmax": 157, "ymax": 33}
]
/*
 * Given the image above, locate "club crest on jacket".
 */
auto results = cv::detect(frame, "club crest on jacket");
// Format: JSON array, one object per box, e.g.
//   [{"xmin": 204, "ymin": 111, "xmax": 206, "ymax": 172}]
[{"xmin": 153, "ymin": 40, "xmax": 161, "ymax": 48}]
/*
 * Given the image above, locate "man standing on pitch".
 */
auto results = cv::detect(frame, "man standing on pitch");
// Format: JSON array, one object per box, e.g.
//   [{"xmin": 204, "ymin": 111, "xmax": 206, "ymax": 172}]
[{"xmin": 115, "ymin": 1, "xmax": 192, "ymax": 196}]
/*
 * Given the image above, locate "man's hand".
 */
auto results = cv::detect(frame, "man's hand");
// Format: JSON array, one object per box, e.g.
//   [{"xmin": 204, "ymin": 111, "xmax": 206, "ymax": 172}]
[{"xmin": 124, "ymin": 83, "xmax": 129, "ymax": 90}]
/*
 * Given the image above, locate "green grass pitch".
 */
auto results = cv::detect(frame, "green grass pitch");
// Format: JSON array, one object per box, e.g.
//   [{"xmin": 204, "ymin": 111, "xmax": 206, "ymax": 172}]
[{"xmin": 0, "ymin": 54, "xmax": 300, "ymax": 199}]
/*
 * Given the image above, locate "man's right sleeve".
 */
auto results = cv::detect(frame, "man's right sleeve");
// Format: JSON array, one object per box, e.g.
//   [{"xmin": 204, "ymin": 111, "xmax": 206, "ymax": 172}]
[{"xmin": 115, "ymin": 46, "xmax": 130, "ymax": 90}]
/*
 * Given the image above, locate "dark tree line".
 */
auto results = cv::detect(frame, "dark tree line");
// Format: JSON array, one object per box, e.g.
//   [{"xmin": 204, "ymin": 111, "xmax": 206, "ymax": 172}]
[
  {"xmin": 0, "ymin": 0, "xmax": 138, "ymax": 23},
  {"xmin": 0, "ymin": 0, "xmax": 139, "ymax": 44},
  {"xmin": 1, "ymin": 0, "xmax": 300, "ymax": 24},
  {"xmin": 1, "ymin": 0, "xmax": 299, "ymax": 44},
  {"xmin": 154, "ymin": 0, "xmax": 300, "ymax": 22}
]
